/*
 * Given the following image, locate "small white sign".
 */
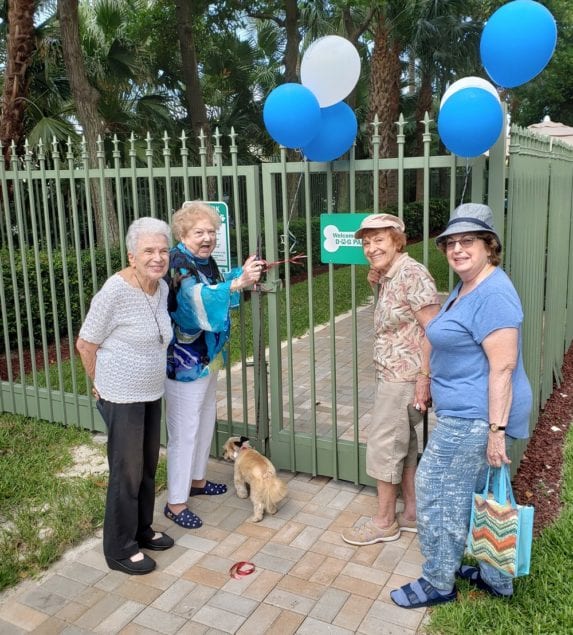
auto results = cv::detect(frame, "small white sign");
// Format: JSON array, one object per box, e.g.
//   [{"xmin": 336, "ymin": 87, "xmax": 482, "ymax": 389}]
[{"xmin": 205, "ymin": 201, "xmax": 232, "ymax": 272}]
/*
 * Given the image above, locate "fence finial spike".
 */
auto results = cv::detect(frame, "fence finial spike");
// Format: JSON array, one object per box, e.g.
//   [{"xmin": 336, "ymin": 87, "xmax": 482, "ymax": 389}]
[{"xmin": 371, "ymin": 114, "xmax": 380, "ymax": 136}]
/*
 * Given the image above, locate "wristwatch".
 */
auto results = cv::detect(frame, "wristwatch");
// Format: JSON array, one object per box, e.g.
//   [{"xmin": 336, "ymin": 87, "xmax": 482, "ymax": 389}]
[{"xmin": 489, "ymin": 423, "xmax": 507, "ymax": 432}]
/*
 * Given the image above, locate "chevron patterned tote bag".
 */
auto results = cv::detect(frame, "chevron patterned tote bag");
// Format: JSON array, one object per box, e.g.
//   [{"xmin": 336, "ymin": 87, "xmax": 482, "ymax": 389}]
[{"xmin": 467, "ymin": 465, "xmax": 534, "ymax": 577}]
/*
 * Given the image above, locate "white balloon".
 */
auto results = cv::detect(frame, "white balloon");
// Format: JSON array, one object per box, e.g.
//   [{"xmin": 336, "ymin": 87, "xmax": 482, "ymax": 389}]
[
  {"xmin": 301, "ymin": 36, "xmax": 361, "ymax": 108},
  {"xmin": 440, "ymin": 77, "xmax": 500, "ymax": 110}
]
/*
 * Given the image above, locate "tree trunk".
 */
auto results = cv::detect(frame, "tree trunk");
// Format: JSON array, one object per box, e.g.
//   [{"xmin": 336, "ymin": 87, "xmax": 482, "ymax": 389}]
[
  {"xmin": 283, "ymin": 0, "xmax": 300, "ymax": 83},
  {"xmin": 58, "ymin": 0, "xmax": 119, "ymax": 246},
  {"xmin": 368, "ymin": 14, "xmax": 401, "ymax": 209},
  {"xmin": 0, "ymin": 0, "xmax": 36, "ymax": 160},
  {"xmin": 336, "ymin": 7, "xmax": 375, "ymax": 208},
  {"xmin": 174, "ymin": 0, "xmax": 215, "ymax": 199},
  {"xmin": 414, "ymin": 73, "xmax": 433, "ymax": 201}
]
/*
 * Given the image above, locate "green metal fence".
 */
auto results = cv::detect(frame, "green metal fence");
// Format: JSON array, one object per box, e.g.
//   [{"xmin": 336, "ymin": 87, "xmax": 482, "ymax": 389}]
[
  {"xmin": 504, "ymin": 126, "xmax": 573, "ymax": 463},
  {"xmin": 0, "ymin": 118, "xmax": 571, "ymax": 484}
]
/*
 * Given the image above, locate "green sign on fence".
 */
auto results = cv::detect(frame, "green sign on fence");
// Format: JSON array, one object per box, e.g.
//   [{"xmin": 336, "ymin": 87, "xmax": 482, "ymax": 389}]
[
  {"xmin": 206, "ymin": 201, "xmax": 232, "ymax": 272},
  {"xmin": 320, "ymin": 213, "xmax": 370, "ymax": 265}
]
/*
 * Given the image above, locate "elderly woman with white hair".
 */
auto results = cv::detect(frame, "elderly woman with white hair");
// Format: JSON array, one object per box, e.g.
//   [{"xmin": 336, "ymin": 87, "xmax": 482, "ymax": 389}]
[{"xmin": 77, "ymin": 217, "xmax": 174, "ymax": 576}]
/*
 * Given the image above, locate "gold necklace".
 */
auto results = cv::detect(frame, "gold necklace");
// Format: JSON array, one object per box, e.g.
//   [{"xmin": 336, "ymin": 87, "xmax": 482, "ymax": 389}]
[{"xmin": 133, "ymin": 271, "xmax": 164, "ymax": 344}]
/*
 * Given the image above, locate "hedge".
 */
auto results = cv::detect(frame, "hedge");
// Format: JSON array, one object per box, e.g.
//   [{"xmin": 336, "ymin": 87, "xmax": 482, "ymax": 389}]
[{"xmin": 0, "ymin": 247, "xmax": 122, "ymax": 350}]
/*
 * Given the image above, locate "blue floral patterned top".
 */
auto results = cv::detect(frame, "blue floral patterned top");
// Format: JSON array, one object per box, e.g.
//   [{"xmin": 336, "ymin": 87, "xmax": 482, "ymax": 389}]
[{"xmin": 166, "ymin": 243, "xmax": 242, "ymax": 382}]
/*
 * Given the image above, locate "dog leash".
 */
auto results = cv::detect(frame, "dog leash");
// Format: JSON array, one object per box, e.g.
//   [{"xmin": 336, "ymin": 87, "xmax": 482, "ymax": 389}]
[{"xmin": 229, "ymin": 561, "xmax": 256, "ymax": 579}]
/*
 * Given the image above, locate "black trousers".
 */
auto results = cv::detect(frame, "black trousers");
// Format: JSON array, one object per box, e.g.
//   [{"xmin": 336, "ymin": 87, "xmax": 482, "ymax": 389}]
[{"xmin": 97, "ymin": 398, "xmax": 162, "ymax": 560}]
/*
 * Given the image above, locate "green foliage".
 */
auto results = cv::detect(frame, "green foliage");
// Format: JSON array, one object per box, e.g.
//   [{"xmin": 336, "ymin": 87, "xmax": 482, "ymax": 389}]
[
  {"xmin": 384, "ymin": 198, "xmax": 451, "ymax": 241},
  {"xmin": 510, "ymin": 0, "xmax": 573, "ymax": 126},
  {"xmin": 427, "ymin": 426, "xmax": 573, "ymax": 634},
  {"xmin": 0, "ymin": 247, "xmax": 122, "ymax": 352}
]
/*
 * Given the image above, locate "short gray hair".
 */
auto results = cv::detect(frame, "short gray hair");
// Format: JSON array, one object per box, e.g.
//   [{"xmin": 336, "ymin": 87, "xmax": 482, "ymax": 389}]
[{"xmin": 125, "ymin": 217, "xmax": 171, "ymax": 254}]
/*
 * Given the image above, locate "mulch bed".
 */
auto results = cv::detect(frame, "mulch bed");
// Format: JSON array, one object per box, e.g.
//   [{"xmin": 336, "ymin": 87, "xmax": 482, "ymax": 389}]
[
  {"xmin": 0, "ymin": 338, "xmax": 71, "ymax": 381},
  {"xmin": 512, "ymin": 343, "xmax": 573, "ymax": 535}
]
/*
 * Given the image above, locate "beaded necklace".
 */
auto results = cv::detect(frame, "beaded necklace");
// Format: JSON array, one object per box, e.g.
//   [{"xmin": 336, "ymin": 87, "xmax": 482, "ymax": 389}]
[{"xmin": 133, "ymin": 271, "xmax": 164, "ymax": 344}]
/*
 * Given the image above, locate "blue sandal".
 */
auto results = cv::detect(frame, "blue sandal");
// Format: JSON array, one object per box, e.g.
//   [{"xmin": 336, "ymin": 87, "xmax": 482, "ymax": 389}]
[
  {"xmin": 189, "ymin": 480, "xmax": 227, "ymax": 497},
  {"xmin": 164, "ymin": 505, "xmax": 202, "ymax": 529},
  {"xmin": 390, "ymin": 577, "xmax": 457, "ymax": 609},
  {"xmin": 456, "ymin": 566, "xmax": 512, "ymax": 598}
]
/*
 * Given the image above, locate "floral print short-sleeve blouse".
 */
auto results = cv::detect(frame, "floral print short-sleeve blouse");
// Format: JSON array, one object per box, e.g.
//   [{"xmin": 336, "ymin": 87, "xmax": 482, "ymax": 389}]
[{"xmin": 373, "ymin": 253, "xmax": 440, "ymax": 382}]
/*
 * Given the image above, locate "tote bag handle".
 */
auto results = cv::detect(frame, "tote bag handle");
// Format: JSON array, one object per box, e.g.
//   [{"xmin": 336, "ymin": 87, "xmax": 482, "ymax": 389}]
[{"xmin": 483, "ymin": 464, "xmax": 517, "ymax": 508}]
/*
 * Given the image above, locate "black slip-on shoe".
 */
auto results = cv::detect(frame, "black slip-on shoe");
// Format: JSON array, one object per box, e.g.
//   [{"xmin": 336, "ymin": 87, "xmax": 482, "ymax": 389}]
[
  {"xmin": 105, "ymin": 553, "xmax": 156, "ymax": 575},
  {"xmin": 138, "ymin": 532, "xmax": 175, "ymax": 551}
]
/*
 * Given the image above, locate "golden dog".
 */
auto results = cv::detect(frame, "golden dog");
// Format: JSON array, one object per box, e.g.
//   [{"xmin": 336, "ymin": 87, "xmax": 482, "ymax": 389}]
[{"xmin": 222, "ymin": 436, "xmax": 287, "ymax": 522}]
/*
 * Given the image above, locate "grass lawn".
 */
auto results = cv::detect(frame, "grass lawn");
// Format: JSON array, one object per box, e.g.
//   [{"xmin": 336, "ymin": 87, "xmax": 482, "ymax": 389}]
[
  {"xmin": 0, "ymin": 415, "xmax": 107, "ymax": 591},
  {"xmin": 427, "ymin": 426, "xmax": 573, "ymax": 634}
]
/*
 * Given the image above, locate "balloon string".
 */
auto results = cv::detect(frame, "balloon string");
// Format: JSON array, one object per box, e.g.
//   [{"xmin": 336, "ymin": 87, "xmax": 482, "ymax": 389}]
[
  {"xmin": 280, "ymin": 153, "xmax": 305, "ymax": 254},
  {"xmin": 286, "ymin": 153, "xmax": 304, "ymax": 226},
  {"xmin": 459, "ymin": 159, "xmax": 471, "ymax": 205}
]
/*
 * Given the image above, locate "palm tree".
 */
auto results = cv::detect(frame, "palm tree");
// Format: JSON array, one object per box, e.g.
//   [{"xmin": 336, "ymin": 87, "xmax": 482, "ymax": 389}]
[
  {"xmin": 173, "ymin": 0, "xmax": 214, "ymax": 170},
  {"xmin": 247, "ymin": 0, "xmax": 301, "ymax": 83},
  {"xmin": 367, "ymin": 1, "xmax": 409, "ymax": 208},
  {"xmin": 408, "ymin": 0, "xmax": 482, "ymax": 199},
  {"xmin": 0, "ymin": 0, "xmax": 37, "ymax": 159},
  {"xmin": 58, "ymin": 0, "xmax": 119, "ymax": 245}
]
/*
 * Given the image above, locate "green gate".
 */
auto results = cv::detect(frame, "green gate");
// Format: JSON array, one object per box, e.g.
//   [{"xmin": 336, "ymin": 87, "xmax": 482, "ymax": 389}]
[{"xmin": 1, "ymin": 121, "xmax": 572, "ymax": 486}]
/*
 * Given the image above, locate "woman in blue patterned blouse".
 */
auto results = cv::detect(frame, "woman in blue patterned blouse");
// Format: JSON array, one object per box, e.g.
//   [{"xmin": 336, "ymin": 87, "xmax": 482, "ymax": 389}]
[{"xmin": 163, "ymin": 201, "xmax": 263, "ymax": 529}]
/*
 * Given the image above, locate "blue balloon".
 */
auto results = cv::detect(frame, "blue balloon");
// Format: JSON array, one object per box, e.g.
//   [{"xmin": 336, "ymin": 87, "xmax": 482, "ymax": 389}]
[
  {"xmin": 302, "ymin": 102, "xmax": 357, "ymax": 162},
  {"xmin": 263, "ymin": 84, "xmax": 321, "ymax": 149},
  {"xmin": 438, "ymin": 88, "xmax": 504, "ymax": 158},
  {"xmin": 480, "ymin": 0, "xmax": 557, "ymax": 89}
]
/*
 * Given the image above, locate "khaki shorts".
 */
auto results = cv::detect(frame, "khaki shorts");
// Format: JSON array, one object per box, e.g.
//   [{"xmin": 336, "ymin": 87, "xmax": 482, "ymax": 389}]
[{"xmin": 366, "ymin": 379, "xmax": 419, "ymax": 483}]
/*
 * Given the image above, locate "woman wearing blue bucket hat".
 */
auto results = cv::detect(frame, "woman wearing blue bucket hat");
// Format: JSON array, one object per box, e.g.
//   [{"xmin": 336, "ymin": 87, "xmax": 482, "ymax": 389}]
[{"xmin": 390, "ymin": 203, "xmax": 532, "ymax": 608}]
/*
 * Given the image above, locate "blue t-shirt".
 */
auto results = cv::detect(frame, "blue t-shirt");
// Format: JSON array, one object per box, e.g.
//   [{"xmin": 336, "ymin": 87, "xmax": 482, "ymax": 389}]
[{"xmin": 426, "ymin": 267, "xmax": 532, "ymax": 438}]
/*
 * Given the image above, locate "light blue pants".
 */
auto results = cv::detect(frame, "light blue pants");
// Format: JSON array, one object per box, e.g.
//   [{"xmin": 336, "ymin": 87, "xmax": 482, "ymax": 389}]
[{"xmin": 416, "ymin": 415, "xmax": 514, "ymax": 594}]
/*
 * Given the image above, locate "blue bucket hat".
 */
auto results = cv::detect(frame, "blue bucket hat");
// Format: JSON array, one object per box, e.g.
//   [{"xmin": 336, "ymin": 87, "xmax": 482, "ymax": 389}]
[{"xmin": 436, "ymin": 203, "xmax": 502, "ymax": 249}]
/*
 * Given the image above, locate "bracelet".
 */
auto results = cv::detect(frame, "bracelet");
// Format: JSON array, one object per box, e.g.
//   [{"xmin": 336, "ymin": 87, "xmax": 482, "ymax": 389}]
[{"xmin": 417, "ymin": 369, "xmax": 431, "ymax": 378}]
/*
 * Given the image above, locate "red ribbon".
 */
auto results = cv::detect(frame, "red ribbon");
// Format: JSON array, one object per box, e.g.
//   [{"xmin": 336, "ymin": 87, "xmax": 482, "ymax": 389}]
[
  {"xmin": 229, "ymin": 561, "xmax": 256, "ymax": 579},
  {"xmin": 259, "ymin": 253, "xmax": 307, "ymax": 272}
]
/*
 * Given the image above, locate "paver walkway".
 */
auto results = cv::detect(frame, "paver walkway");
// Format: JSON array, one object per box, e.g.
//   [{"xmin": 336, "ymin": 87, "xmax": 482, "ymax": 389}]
[
  {"xmin": 0, "ymin": 303, "xmax": 437, "ymax": 634},
  {"xmin": 217, "ymin": 303, "xmax": 432, "ymax": 444},
  {"xmin": 0, "ymin": 468, "xmax": 430, "ymax": 634}
]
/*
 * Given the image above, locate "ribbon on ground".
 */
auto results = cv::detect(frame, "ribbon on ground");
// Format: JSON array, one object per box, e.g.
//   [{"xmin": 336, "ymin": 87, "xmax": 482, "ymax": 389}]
[{"xmin": 229, "ymin": 561, "xmax": 256, "ymax": 579}]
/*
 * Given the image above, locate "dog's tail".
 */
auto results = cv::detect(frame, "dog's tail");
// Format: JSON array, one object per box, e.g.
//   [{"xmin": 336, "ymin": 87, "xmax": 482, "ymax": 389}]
[{"xmin": 262, "ymin": 474, "xmax": 288, "ymax": 509}]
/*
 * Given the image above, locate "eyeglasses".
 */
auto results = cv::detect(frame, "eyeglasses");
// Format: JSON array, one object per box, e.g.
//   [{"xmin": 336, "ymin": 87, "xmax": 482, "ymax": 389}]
[{"xmin": 445, "ymin": 236, "xmax": 481, "ymax": 250}]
